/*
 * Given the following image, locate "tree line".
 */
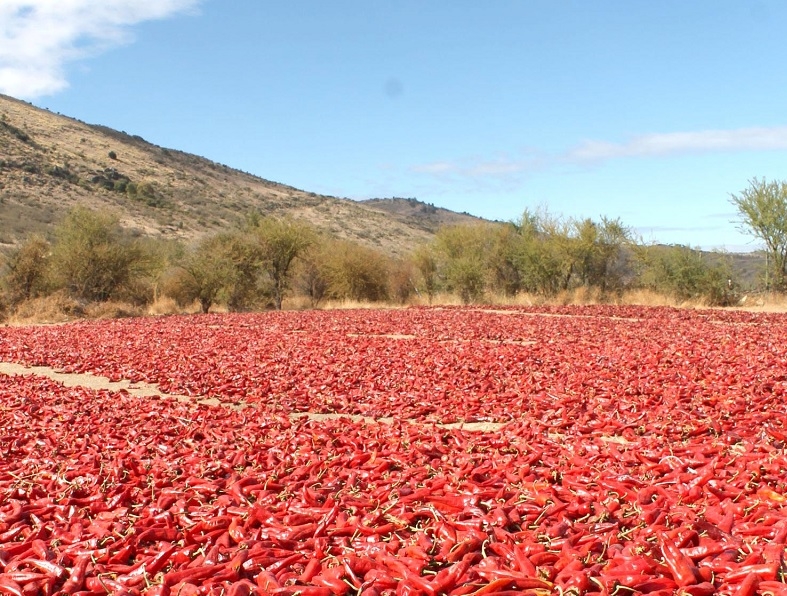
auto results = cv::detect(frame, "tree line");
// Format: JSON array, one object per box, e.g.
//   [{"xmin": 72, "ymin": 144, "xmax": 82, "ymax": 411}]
[{"xmin": 1, "ymin": 202, "xmax": 748, "ymax": 320}]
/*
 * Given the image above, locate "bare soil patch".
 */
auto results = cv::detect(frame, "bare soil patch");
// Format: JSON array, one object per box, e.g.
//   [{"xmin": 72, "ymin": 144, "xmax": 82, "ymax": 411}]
[{"xmin": 0, "ymin": 362, "xmax": 506, "ymax": 432}]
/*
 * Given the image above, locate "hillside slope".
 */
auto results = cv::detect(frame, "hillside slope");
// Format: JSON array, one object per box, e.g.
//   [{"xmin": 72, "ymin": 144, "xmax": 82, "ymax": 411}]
[{"xmin": 0, "ymin": 94, "xmax": 482, "ymax": 256}]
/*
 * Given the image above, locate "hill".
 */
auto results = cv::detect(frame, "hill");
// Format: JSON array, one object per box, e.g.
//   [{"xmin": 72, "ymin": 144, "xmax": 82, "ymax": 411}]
[
  {"xmin": 0, "ymin": 94, "xmax": 483, "ymax": 256},
  {"xmin": 0, "ymin": 94, "xmax": 768, "ymax": 291}
]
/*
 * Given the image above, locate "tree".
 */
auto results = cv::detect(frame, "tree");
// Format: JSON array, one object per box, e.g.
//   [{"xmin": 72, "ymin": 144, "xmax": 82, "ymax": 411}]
[
  {"xmin": 433, "ymin": 224, "xmax": 489, "ymax": 303},
  {"xmin": 411, "ymin": 245, "xmax": 439, "ymax": 303},
  {"xmin": 168, "ymin": 234, "xmax": 236, "ymax": 313},
  {"xmin": 486, "ymin": 224, "xmax": 522, "ymax": 297},
  {"xmin": 730, "ymin": 178, "xmax": 787, "ymax": 291},
  {"xmin": 49, "ymin": 207, "xmax": 144, "ymax": 302},
  {"xmin": 634, "ymin": 244, "xmax": 735, "ymax": 305},
  {"xmin": 321, "ymin": 239, "xmax": 390, "ymax": 302},
  {"xmin": 295, "ymin": 250, "xmax": 330, "ymax": 307},
  {"xmin": 572, "ymin": 216, "xmax": 630, "ymax": 293},
  {"xmin": 2, "ymin": 235, "xmax": 51, "ymax": 305},
  {"xmin": 249, "ymin": 217, "xmax": 314, "ymax": 310},
  {"xmin": 513, "ymin": 210, "xmax": 573, "ymax": 296}
]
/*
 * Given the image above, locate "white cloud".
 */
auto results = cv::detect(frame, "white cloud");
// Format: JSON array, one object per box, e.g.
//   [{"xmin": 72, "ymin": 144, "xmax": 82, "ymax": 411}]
[
  {"xmin": 411, "ymin": 153, "xmax": 545, "ymax": 180},
  {"xmin": 411, "ymin": 161, "xmax": 457, "ymax": 175},
  {"xmin": 567, "ymin": 127, "xmax": 787, "ymax": 162},
  {"xmin": 0, "ymin": 0, "xmax": 201, "ymax": 98},
  {"xmin": 410, "ymin": 126, "xmax": 787, "ymax": 192}
]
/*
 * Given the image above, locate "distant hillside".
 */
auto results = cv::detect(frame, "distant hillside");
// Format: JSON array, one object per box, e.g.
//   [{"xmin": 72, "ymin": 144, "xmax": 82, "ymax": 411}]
[
  {"xmin": 0, "ymin": 94, "xmax": 482, "ymax": 256},
  {"xmin": 360, "ymin": 197, "xmax": 484, "ymax": 233}
]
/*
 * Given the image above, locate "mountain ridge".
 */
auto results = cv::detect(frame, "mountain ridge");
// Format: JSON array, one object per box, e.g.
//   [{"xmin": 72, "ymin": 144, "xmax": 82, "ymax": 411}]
[{"xmin": 0, "ymin": 94, "xmax": 482, "ymax": 255}]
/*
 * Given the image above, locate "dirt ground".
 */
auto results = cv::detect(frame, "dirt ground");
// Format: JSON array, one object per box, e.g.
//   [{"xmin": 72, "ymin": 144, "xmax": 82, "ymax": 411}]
[{"xmin": 0, "ymin": 362, "xmax": 505, "ymax": 432}]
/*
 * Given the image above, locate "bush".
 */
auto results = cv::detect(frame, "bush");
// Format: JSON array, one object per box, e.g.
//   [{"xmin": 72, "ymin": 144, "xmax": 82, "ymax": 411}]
[
  {"xmin": 2, "ymin": 235, "xmax": 51, "ymax": 306},
  {"xmin": 49, "ymin": 206, "xmax": 146, "ymax": 302},
  {"xmin": 634, "ymin": 244, "xmax": 736, "ymax": 306},
  {"xmin": 162, "ymin": 234, "xmax": 237, "ymax": 313},
  {"xmin": 433, "ymin": 225, "xmax": 490, "ymax": 303},
  {"xmin": 319, "ymin": 240, "xmax": 391, "ymax": 302}
]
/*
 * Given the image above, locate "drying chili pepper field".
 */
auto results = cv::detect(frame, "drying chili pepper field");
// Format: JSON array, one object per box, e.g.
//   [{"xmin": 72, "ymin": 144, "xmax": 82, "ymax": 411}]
[{"xmin": 2, "ymin": 305, "xmax": 787, "ymax": 596}]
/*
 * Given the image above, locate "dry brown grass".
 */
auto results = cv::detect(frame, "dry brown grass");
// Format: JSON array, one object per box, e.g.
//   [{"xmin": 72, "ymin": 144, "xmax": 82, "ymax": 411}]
[
  {"xmin": 735, "ymin": 293, "xmax": 787, "ymax": 313},
  {"xmin": 317, "ymin": 298, "xmax": 410, "ymax": 311},
  {"xmin": 618, "ymin": 288, "xmax": 681, "ymax": 308},
  {"xmin": 6, "ymin": 292, "xmax": 85, "ymax": 325},
  {"xmin": 146, "ymin": 296, "xmax": 204, "ymax": 316},
  {"xmin": 84, "ymin": 301, "xmax": 143, "ymax": 320},
  {"xmin": 6, "ymin": 289, "xmax": 787, "ymax": 327}
]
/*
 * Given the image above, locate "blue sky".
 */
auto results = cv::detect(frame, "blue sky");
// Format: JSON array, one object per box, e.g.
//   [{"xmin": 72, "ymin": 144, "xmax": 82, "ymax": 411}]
[{"xmin": 2, "ymin": 1, "xmax": 787, "ymax": 252}]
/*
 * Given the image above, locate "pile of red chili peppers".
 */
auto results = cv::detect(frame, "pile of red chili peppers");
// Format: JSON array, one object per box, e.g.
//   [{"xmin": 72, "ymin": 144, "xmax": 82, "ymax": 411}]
[{"xmin": 2, "ymin": 305, "xmax": 787, "ymax": 595}]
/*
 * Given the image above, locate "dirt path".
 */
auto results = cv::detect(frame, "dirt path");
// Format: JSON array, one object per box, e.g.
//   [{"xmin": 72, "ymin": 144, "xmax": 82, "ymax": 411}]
[{"xmin": 0, "ymin": 362, "xmax": 505, "ymax": 433}]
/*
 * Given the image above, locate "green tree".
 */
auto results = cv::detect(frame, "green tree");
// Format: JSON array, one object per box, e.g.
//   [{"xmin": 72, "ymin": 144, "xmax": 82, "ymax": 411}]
[
  {"xmin": 168, "ymin": 234, "xmax": 236, "ymax": 313},
  {"xmin": 249, "ymin": 217, "xmax": 314, "ymax": 310},
  {"xmin": 295, "ymin": 250, "xmax": 330, "ymax": 307},
  {"xmin": 433, "ymin": 224, "xmax": 490, "ymax": 303},
  {"xmin": 411, "ymin": 245, "xmax": 439, "ymax": 303},
  {"xmin": 49, "ymin": 207, "xmax": 144, "ymax": 302},
  {"xmin": 572, "ymin": 216, "xmax": 630, "ymax": 293},
  {"xmin": 634, "ymin": 244, "xmax": 734, "ymax": 305},
  {"xmin": 513, "ymin": 210, "xmax": 573, "ymax": 296},
  {"xmin": 2, "ymin": 235, "xmax": 51, "ymax": 305},
  {"xmin": 322, "ymin": 239, "xmax": 390, "ymax": 302},
  {"xmin": 730, "ymin": 178, "xmax": 787, "ymax": 291},
  {"xmin": 486, "ymin": 223, "xmax": 522, "ymax": 297}
]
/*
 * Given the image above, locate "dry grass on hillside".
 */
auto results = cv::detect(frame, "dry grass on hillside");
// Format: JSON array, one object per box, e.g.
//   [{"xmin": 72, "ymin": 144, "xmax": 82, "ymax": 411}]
[{"xmin": 1, "ymin": 95, "xmax": 470, "ymax": 256}]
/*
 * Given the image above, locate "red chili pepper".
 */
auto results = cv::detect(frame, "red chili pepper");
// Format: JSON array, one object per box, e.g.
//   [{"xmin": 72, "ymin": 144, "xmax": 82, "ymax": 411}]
[
  {"xmin": 298, "ymin": 557, "xmax": 322, "ymax": 583},
  {"xmin": 225, "ymin": 579, "xmax": 258, "ymax": 596},
  {"xmin": 58, "ymin": 555, "xmax": 90, "ymax": 595},
  {"xmin": 135, "ymin": 526, "xmax": 179, "ymax": 544},
  {"xmin": 679, "ymin": 544, "xmax": 724, "ymax": 561},
  {"xmin": 733, "ymin": 572, "xmax": 760, "ymax": 596},
  {"xmin": 162, "ymin": 563, "xmax": 223, "ymax": 587},
  {"xmin": 678, "ymin": 582, "xmax": 717, "ymax": 596},
  {"xmin": 657, "ymin": 531, "xmax": 700, "ymax": 587},
  {"xmin": 724, "ymin": 563, "xmax": 780, "ymax": 584},
  {"xmin": 255, "ymin": 570, "xmax": 281, "ymax": 590},
  {"xmin": 116, "ymin": 544, "xmax": 176, "ymax": 586},
  {"xmin": 468, "ymin": 577, "xmax": 553, "ymax": 595},
  {"xmin": 19, "ymin": 558, "xmax": 66, "ymax": 579},
  {"xmin": 0, "ymin": 576, "xmax": 24, "ymax": 596},
  {"xmin": 271, "ymin": 587, "xmax": 331, "ymax": 596}
]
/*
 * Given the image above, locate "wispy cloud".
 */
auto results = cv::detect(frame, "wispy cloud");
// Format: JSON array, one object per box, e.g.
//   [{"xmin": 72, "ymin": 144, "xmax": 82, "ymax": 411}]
[
  {"xmin": 566, "ymin": 127, "xmax": 787, "ymax": 163},
  {"xmin": 0, "ymin": 0, "xmax": 201, "ymax": 98},
  {"xmin": 411, "ymin": 152, "xmax": 545, "ymax": 183},
  {"xmin": 412, "ymin": 161, "xmax": 457, "ymax": 175},
  {"xmin": 410, "ymin": 126, "xmax": 787, "ymax": 191}
]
